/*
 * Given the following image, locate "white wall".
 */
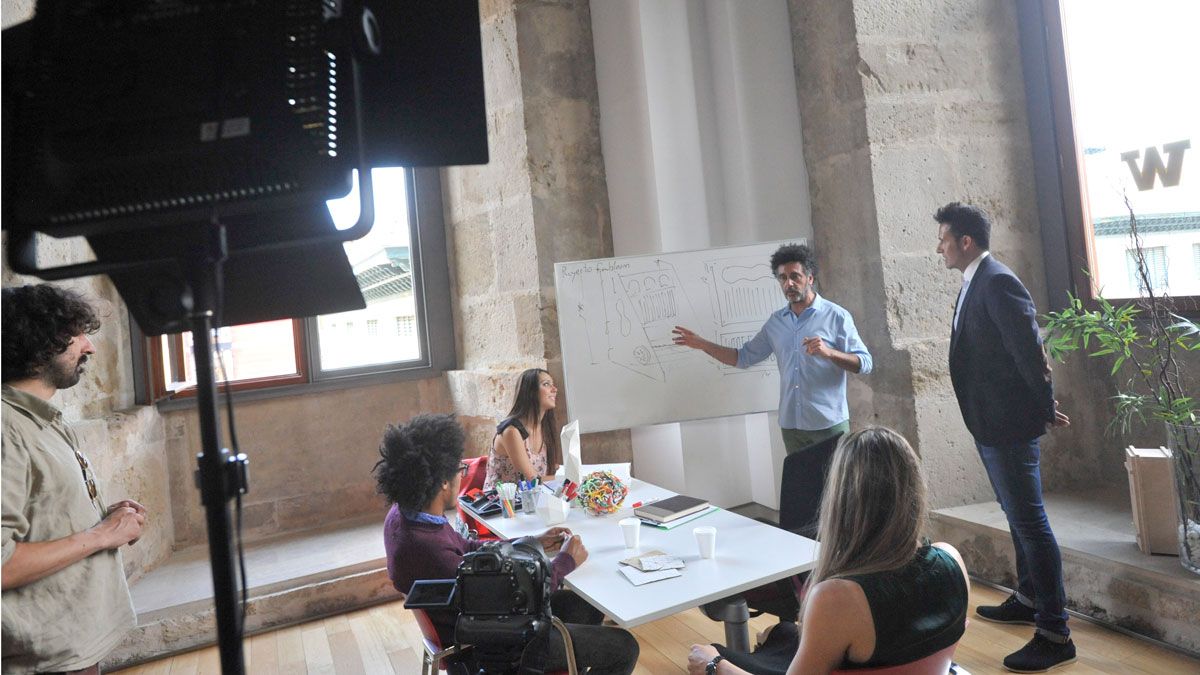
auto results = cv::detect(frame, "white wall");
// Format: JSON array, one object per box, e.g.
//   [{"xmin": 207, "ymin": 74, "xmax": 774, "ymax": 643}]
[
  {"xmin": 591, "ymin": 0, "xmax": 812, "ymax": 508},
  {"xmin": 1093, "ymin": 231, "xmax": 1200, "ymax": 298}
]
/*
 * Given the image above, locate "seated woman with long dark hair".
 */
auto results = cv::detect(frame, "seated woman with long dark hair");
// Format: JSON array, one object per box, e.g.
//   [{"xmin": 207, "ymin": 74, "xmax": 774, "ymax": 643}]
[
  {"xmin": 484, "ymin": 368, "xmax": 561, "ymax": 490},
  {"xmin": 687, "ymin": 427, "xmax": 969, "ymax": 675}
]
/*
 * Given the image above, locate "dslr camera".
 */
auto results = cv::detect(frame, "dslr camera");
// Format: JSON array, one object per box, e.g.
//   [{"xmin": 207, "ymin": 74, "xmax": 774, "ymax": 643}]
[{"xmin": 406, "ymin": 538, "xmax": 561, "ymax": 674}]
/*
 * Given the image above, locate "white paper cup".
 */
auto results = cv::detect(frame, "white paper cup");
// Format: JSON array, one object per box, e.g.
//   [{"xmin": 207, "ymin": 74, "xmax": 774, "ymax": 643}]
[
  {"xmin": 619, "ymin": 517, "xmax": 641, "ymax": 550},
  {"xmin": 694, "ymin": 526, "xmax": 717, "ymax": 559}
]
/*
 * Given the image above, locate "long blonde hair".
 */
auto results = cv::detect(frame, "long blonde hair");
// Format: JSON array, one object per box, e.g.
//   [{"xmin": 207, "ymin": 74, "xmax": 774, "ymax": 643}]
[{"xmin": 808, "ymin": 427, "xmax": 928, "ymax": 586}]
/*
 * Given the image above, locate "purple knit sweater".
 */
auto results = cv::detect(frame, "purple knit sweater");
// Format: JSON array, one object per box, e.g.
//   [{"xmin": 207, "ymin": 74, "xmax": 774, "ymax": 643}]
[{"xmin": 383, "ymin": 503, "xmax": 577, "ymax": 644}]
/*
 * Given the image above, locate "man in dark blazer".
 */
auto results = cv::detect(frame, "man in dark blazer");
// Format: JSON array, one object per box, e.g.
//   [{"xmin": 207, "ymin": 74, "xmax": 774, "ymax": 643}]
[{"xmin": 935, "ymin": 203, "xmax": 1076, "ymax": 673}]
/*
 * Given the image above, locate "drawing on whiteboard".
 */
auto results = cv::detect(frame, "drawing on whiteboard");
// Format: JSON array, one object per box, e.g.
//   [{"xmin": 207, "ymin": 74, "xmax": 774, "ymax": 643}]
[
  {"xmin": 554, "ymin": 239, "xmax": 800, "ymax": 432},
  {"xmin": 705, "ymin": 255, "xmax": 780, "ymax": 372},
  {"xmin": 563, "ymin": 271, "xmax": 601, "ymax": 366},
  {"xmin": 599, "ymin": 268, "xmax": 660, "ymax": 380},
  {"xmin": 719, "ymin": 331, "xmax": 759, "ymax": 350},
  {"xmin": 595, "ymin": 260, "xmax": 703, "ymax": 381}
]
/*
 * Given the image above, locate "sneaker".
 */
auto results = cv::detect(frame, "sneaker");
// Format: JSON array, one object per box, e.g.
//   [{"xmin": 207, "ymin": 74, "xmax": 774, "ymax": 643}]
[
  {"xmin": 977, "ymin": 594, "xmax": 1036, "ymax": 626},
  {"xmin": 1003, "ymin": 634, "xmax": 1076, "ymax": 673}
]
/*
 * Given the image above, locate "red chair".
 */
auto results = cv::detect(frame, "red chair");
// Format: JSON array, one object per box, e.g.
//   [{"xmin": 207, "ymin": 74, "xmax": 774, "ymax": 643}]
[
  {"xmin": 462, "ymin": 455, "xmax": 489, "ymax": 492},
  {"xmin": 410, "ymin": 606, "xmax": 577, "ymax": 675},
  {"xmin": 830, "ymin": 642, "xmax": 962, "ymax": 675},
  {"xmin": 457, "ymin": 455, "xmax": 499, "ymax": 539},
  {"xmin": 411, "ymin": 607, "xmax": 462, "ymax": 675}
]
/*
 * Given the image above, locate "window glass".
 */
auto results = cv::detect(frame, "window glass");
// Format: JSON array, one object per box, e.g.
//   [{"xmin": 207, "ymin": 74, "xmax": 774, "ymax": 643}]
[
  {"xmin": 1125, "ymin": 247, "xmax": 1168, "ymax": 295},
  {"xmin": 316, "ymin": 167, "xmax": 423, "ymax": 371},
  {"xmin": 1061, "ymin": 0, "xmax": 1200, "ymax": 299},
  {"xmin": 139, "ymin": 167, "xmax": 451, "ymax": 403},
  {"xmin": 159, "ymin": 320, "xmax": 300, "ymax": 392}
]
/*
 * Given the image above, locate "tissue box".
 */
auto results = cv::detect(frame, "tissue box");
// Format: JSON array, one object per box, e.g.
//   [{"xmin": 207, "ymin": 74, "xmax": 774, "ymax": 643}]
[{"xmin": 536, "ymin": 493, "xmax": 572, "ymax": 525}]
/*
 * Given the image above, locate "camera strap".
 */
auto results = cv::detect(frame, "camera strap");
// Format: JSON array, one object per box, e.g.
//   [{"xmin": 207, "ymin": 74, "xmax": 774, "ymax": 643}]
[{"xmin": 517, "ymin": 621, "xmax": 553, "ymax": 675}]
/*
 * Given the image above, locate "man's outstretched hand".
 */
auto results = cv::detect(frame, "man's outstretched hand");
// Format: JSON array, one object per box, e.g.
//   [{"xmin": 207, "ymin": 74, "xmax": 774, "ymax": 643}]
[
  {"xmin": 672, "ymin": 326, "xmax": 740, "ymax": 367},
  {"xmin": 672, "ymin": 326, "xmax": 703, "ymax": 350}
]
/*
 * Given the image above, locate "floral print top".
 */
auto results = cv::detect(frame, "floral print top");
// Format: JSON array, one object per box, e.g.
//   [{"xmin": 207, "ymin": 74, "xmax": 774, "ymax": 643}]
[{"xmin": 483, "ymin": 417, "xmax": 547, "ymax": 490}]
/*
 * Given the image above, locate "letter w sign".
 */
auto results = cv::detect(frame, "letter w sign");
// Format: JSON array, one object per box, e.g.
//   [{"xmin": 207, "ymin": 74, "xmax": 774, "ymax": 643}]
[{"xmin": 1121, "ymin": 139, "xmax": 1190, "ymax": 191}]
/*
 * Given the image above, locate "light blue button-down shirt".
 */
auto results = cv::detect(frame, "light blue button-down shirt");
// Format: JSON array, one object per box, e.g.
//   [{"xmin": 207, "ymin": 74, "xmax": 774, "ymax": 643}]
[{"xmin": 736, "ymin": 294, "xmax": 873, "ymax": 431}]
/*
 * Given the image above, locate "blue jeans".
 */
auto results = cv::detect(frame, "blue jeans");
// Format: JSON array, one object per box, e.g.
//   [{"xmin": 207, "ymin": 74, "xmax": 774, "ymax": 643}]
[{"xmin": 976, "ymin": 438, "xmax": 1070, "ymax": 637}]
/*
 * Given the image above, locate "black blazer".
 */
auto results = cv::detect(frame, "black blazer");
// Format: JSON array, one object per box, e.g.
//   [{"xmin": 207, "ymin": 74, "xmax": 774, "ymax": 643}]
[{"xmin": 949, "ymin": 255, "xmax": 1055, "ymax": 446}]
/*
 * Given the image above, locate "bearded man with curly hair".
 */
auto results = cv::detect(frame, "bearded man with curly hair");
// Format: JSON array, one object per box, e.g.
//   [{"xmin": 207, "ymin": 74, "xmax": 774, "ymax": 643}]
[{"xmin": 2, "ymin": 284, "xmax": 148, "ymax": 674}]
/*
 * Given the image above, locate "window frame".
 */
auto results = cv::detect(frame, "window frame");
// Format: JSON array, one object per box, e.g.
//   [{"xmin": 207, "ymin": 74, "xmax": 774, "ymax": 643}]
[
  {"xmin": 133, "ymin": 167, "xmax": 457, "ymax": 408},
  {"xmin": 146, "ymin": 319, "xmax": 309, "ymax": 400},
  {"xmin": 1017, "ymin": 0, "xmax": 1199, "ymax": 315}
]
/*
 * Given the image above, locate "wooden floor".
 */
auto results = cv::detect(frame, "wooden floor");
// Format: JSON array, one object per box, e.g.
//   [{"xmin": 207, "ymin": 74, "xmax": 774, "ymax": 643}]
[{"xmin": 111, "ymin": 584, "xmax": 1197, "ymax": 674}]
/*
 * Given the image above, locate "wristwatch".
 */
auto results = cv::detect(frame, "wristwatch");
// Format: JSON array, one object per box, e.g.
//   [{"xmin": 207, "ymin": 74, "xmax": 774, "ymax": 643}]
[{"xmin": 706, "ymin": 654, "xmax": 725, "ymax": 675}]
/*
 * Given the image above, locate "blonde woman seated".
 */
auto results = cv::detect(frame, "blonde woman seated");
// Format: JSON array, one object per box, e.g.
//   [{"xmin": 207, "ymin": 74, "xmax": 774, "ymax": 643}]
[
  {"xmin": 484, "ymin": 368, "xmax": 561, "ymax": 490},
  {"xmin": 688, "ymin": 427, "xmax": 970, "ymax": 675}
]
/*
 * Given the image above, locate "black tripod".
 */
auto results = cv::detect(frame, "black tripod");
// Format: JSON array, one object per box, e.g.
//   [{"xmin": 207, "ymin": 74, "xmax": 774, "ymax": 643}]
[{"xmin": 179, "ymin": 226, "xmax": 250, "ymax": 674}]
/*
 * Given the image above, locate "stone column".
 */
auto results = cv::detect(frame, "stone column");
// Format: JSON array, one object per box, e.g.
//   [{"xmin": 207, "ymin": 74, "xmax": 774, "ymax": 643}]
[
  {"xmin": 441, "ymin": 0, "xmax": 631, "ymax": 462},
  {"xmin": 787, "ymin": 0, "xmax": 1097, "ymax": 507}
]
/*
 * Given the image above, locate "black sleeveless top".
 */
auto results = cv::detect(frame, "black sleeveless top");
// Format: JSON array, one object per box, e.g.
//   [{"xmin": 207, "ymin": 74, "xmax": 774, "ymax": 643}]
[
  {"xmin": 838, "ymin": 545, "xmax": 968, "ymax": 668},
  {"xmin": 496, "ymin": 416, "xmax": 529, "ymax": 439}
]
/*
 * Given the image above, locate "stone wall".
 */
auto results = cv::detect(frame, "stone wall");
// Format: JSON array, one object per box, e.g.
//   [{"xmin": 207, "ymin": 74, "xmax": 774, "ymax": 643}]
[
  {"xmin": 3, "ymin": 0, "xmax": 1161, "ymax": 564},
  {"xmin": 787, "ymin": 0, "xmax": 1119, "ymax": 506},
  {"xmin": 442, "ymin": 0, "xmax": 631, "ymax": 463},
  {"xmin": 1, "ymin": 0, "xmax": 632, "ymax": 584},
  {"xmin": 0, "ymin": 228, "xmax": 455, "ymax": 564},
  {"xmin": 162, "ymin": 378, "xmax": 452, "ymax": 547},
  {"xmin": 76, "ymin": 407, "xmax": 171, "ymax": 581}
]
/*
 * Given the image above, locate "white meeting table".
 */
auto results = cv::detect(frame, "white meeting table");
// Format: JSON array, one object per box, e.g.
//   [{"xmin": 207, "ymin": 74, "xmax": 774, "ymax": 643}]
[{"xmin": 462, "ymin": 479, "xmax": 818, "ymax": 647}]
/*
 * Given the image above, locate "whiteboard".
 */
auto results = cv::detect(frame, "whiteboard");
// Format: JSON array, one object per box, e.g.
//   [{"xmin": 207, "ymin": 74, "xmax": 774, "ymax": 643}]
[{"xmin": 554, "ymin": 239, "xmax": 802, "ymax": 432}]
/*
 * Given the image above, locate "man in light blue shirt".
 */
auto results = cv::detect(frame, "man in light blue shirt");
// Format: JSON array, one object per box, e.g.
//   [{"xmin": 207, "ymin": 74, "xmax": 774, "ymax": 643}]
[{"xmin": 672, "ymin": 244, "xmax": 873, "ymax": 454}]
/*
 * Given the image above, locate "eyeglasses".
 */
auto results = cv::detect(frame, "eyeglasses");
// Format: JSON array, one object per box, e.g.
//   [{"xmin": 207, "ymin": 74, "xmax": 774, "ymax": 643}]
[
  {"xmin": 458, "ymin": 462, "xmax": 469, "ymax": 478},
  {"xmin": 73, "ymin": 449, "xmax": 98, "ymax": 502}
]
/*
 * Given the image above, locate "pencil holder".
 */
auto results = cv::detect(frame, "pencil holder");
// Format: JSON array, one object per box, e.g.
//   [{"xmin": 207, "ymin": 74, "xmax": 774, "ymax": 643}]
[
  {"xmin": 537, "ymin": 493, "xmax": 571, "ymax": 525},
  {"xmin": 518, "ymin": 489, "xmax": 537, "ymax": 515}
]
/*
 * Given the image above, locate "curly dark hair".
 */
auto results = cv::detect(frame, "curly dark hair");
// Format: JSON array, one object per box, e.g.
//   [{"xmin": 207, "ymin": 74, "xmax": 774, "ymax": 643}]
[
  {"xmin": 769, "ymin": 243, "xmax": 818, "ymax": 279},
  {"xmin": 373, "ymin": 413, "xmax": 466, "ymax": 512},
  {"xmin": 2, "ymin": 284, "xmax": 101, "ymax": 383},
  {"xmin": 934, "ymin": 202, "xmax": 991, "ymax": 250}
]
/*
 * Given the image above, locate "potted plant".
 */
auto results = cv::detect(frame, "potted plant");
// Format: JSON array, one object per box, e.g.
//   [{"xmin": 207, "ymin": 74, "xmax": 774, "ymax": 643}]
[{"xmin": 1043, "ymin": 204, "xmax": 1199, "ymax": 575}]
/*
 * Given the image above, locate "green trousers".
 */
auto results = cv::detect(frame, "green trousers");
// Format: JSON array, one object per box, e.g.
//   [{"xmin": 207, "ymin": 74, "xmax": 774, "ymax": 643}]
[{"xmin": 780, "ymin": 420, "xmax": 850, "ymax": 456}]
